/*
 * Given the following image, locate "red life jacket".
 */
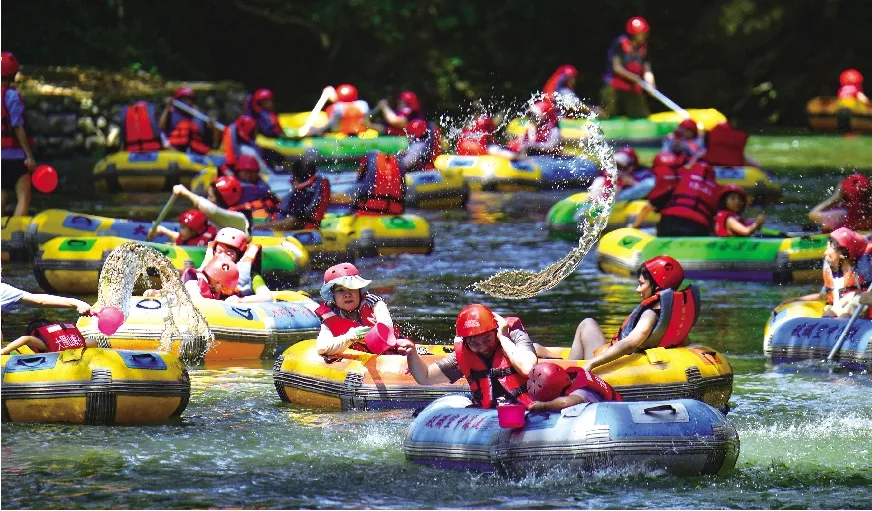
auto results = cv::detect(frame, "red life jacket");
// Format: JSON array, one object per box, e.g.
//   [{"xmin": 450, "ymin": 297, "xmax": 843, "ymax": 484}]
[
  {"xmin": 612, "ymin": 286, "xmax": 701, "ymax": 350},
  {"xmin": 168, "ymin": 118, "xmax": 211, "ymax": 155},
  {"xmin": 714, "ymin": 210, "xmax": 753, "ymax": 237},
  {"xmin": 822, "ymin": 264, "xmax": 864, "ymax": 306},
  {"xmin": 120, "ymin": 101, "xmax": 162, "ymax": 152},
  {"xmin": 188, "ymin": 270, "xmax": 240, "ymax": 300},
  {"xmin": 1, "ymin": 85, "xmax": 35, "ymax": 150},
  {"xmin": 326, "ymin": 101, "xmax": 368, "ymax": 135},
  {"xmin": 702, "ymin": 123, "xmax": 748, "ymax": 167},
  {"xmin": 453, "ymin": 316, "xmax": 533, "ymax": 409},
  {"xmin": 356, "ymin": 152, "xmax": 405, "ymax": 216},
  {"xmin": 646, "ymin": 165, "xmax": 681, "ymax": 210},
  {"xmin": 314, "ymin": 294, "xmax": 392, "ymax": 352},
  {"xmin": 422, "ymin": 123, "xmax": 442, "ymax": 170},
  {"xmin": 32, "ymin": 323, "xmax": 87, "ymax": 352},
  {"xmin": 844, "ymin": 197, "xmax": 872, "ymax": 231},
  {"xmin": 659, "ymin": 165, "xmax": 719, "ymax": 230},
  {"xmin": 455, "ymin": 128, "xmax": 492, "ymax": 156},
  {"xmin": 303, "ymin": 176, "xmax": 331, "ymax": 228},
  {"xmin": 177, "ymin": 225, "xmax": 216, "ymax": 246},
  {"xmin": 607, "ymin": 35, "xmax": 647, "ymax": 93},
  {"xmin": 221, "ymin": 124, "xmax": 256, "ymax": 168},
  {"xmin": 564, "ymin": 367, "xmax": 623, "ymax": 402}
]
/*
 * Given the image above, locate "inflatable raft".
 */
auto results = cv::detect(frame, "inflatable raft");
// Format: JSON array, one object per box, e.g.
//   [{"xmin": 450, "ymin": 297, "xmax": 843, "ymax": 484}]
[
  {"xmin": 433, "ymin": 154, "xmax": 599, "ymax": 191},
  {"xmin": 33, "ymin": 235, "xmax": 309, "ymax": 295},
  {"xmin": 547, "ymin": 184, "xmax": 659, "ymax": 238},
  {"xmin": 93, "ymin": 150, "xmax": 226, "ymax": 192},
  {"xmin": 404, "ymin": 394, "xmax": 739, "ymax": 477},
  {"xmin": 806, "ymin": 97, "xmax": 872, "ymax": 133},
  {"xmin": 1, "ymin": 216, "xmax": 32, "ymax": 262},
  {"xmin": 763, "ymin": 299, "xmax": 872, "ymax": 370},
  {"xmin": 76, "ymin": 291, "xmax": 321, "ymax": 362},
  {"xmin": 273, "ymin": 341, "xmax": 733, "ymax": 411},
  {"xmin": 597, "ymin": 228, "xmax": 827, "ymax": 283},
  {"xmin": 1, "ymin": 347, "xmax": 189, "ymax": 424},
  {"xmin": 507, "ymin": 108, "xmax": 727, "ymax": 148},
  {"xmin": 632, "ymin": 165, "xmax": 782, "ymax": 201}
]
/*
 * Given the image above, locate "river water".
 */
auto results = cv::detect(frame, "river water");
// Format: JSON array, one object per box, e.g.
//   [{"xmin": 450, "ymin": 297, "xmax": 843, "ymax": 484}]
[{"xmin": 1, "ymin": 153, "xmax": 870, "ymax": 509}]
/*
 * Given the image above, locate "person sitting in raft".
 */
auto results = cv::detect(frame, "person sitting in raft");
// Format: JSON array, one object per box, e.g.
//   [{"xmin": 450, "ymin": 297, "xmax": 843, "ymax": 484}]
[
  {"xmin": 794, "ymin": 227, "xmax": 869, "ymax": 318},
  {"xmin": 160, "ymin": 87, "xmax": 219, "ymax": 155},
  {"xmin": 455, "ymin": 116, "xmax": 498, "ymax": 156},
  {"xmin": 543, "ymin": 64, "xmax": 580, "ymax": 107},
  {"xmin": 376, "ymin": 90, "xmax": 425, "ymax": 136},
  {"xmin": 315, "ymin": 263, "xmax": 402, "ymax": 356},
  {"xmin": 147, "ymin": 209, "xmax": 216, "ymax": 246},
  {"xmin": 182, "ymin": 254, "xmax": 240, "ymax": 301},
  {"xmin": 398, "ymin": 120, "xmax": 441, "ymax": 172},
  {"xmin": 258, "ymin": 151, "xmax": 330, "ymax": 231},
  {"xmin": 536, "ymin": 256, "xmax": 700, "ymax": 373},
  {"xmin": 221, "ymin": 115, "xmax": 266, "ymax": 172},
  {"xmin": 1, "ymin": 319, "xmax": 97, "ymax": 355},
  {"xmin": 631, "ymin": 151, "xmax": 685, "ymax": 229},
  {"xmin": 394, "ymin": 304, "xmax": 538, "ymax": 409},
  {"xmin": 244, "ymin": 88, "xmax": 283, "ymax": 138},
  {"xmin": 661, "ymin": 119, "xmax": 705, "ymax": 165},
  {"xmin": 588, "ymin": 146, "xmax": 641, "ymax": 200},
  {"xmin": 700, "ymin": 121, "xmax": 761, "ymax": 168},
  {"xmin": 837, "ymin": 69, "xmax": 870, "ymax": 105},
  {"xmin": 526, "ymin": 362, "xmax": 622, "ymax": 412},
  {"xmin": 225, "ymin": 154, "xmax": 271, "ymax": 205},
  {"xmin": 506, "ymin": 98, "xmax": 562, "ymax": 157},
  {"xmin": 2, "ymin": 51, "xmax": 38, "ymax": 218},
  {"xmin": 713, "ymin": 184, "xmax": 765, "ymax": 237},
  {"xmin": 656, "ymin": 161, "xmax": 719, "ymax": 237},
  {"xmin": 308, "ymin": 84, "xmax": 371, "ymax": 137},
  {"xmin": 808, "ymin": 173, "xmax": 872, "ymax": 232},
  {"xmin": 170, "ymin": 176, "xmax": 249, "ymax": 233},
  {"xmin": 600, "ymin": 16, "xmax": 655, "ymax": 119},
  {"xmin": 351, "ymin": 150, "xmax": 406, "ymax": 216}
]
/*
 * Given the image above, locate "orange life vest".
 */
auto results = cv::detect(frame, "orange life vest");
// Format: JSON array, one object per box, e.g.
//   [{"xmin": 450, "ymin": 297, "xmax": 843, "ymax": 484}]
[
  {"xmin": 564, "ymin": 367, "xmax": 623, "ymax": 402},
  {"xmin": 659, "ymin": 165, "xmax": 719, "ymax": 229},
  {"xmin": 120, "ymin": 101, "xmax": 162, "ymax": 152},
  {"xmin": 453, "ymin": 316, "xmax": 534, "ymax": 409},
  {"xmin": 702, "ymin": 123, "xmax": 748, "ymax": 167},
  {"xmin": 612, "ymin": 286, "xmax": 701, "ymax": 350},
  {"xmin": 327, "ymin": 101, "xmax": 368, "ymax": 135},
  {"xmin": 822, "ymin": 263, "xmax": 864, "ymax": 306},
  {"xmin": 32, "ymin": 322, "xmax": 87, "ymax": 352},
  {"xmin": 314, "ymin": 294, "xmax": 392, "ymax": 352},
  {"xmin": 168, "ymin": 118, "xmax": 211, "ymax": 155},
  {"xmin": 356, "ymin": 151, "xmax": 405, "ymax": 216},
  {"xmin": 1, "ymin": 85, "xmax": 35, "ymax": 150}
]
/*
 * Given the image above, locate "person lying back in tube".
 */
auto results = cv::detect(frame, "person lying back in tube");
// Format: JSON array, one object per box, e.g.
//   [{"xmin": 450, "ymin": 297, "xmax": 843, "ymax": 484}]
[
  {"xmin": 536, "ymin": 256, "xmax": 700, "ymax": 373},
  {"xmin": 1, "ymin": 319, "xmax": 97, "ymax": 355},
  {"xmin": 526, "ymin": 362, "xmax": 622, "ymax": 412},
  {"xmin": 394, "ymin": 304, "xmax": 538, "ymax": 409}
]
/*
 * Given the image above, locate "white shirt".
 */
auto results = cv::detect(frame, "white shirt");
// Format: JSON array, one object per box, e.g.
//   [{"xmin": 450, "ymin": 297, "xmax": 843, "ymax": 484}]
[{"xmin": 0, "ymin": 282, "xmax": 29, "ymax": 311}]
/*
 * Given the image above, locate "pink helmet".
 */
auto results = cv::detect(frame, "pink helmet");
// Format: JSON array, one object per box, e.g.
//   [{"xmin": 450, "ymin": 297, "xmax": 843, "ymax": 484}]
[
  {"xmin": 203, "ymin": 255, "xmax": 239, "ymax": 292},
  {"xmin": 626, "ymin": 16, "xmax": 650, "ymax": 35},
  {"xmin": 2, "ymin": 51, "xmax": 20, "ymax": 78},
  {"xmin": 174, "ymin": 87, "xmax": 196, "ymax": 100},
  {"xmin": 320, "ymin": 262, "xmax": 372, "ymax": 301},
  {"xmin": 336, "ymin": 84, "xmax": 358, "ymax": 102},
  {"xmin": 214, "ymin": 227, "xmax": 248, "ymax": 253},
  {"xmin": 253, "ymin": 88, "xmax": 274, "ymax": 102},
  {"xmin": 213, "ymin": 175, "xmax": 243, "ymax": 207},
  {"xmin": 234, "ymin": 154, "xmax": 260, "ymax": 173},
  {"xmin": 614, "ymin": 147, "xmax": 639, "ymax": 170},
  {"xmin": 642, "ymin": 255, "xmax": 684, "ymax": 291},
  {"xmin": 527, "ymin": 363, "xmax": 572, "ymax": 402},
  {"xmin": 830, "ymin": 227, "xmax": 867, "ymax": 261},
  {"xmin": 178, "ymin": 209, "xmax": 209, "ymax": 234}
]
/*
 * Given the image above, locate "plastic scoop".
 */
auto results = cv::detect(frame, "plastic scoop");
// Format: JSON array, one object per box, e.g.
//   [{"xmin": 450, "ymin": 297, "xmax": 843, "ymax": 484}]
[
  {"xmin": 31, "ymin": 165, "xmax": 58, "ymax": 193},
  {"xmin": 497, "ymin": 403, "xmax": 527, "ymax": 428},
  {"xmin": 93, "ymin": 306, "xmax": 124, "ymax": 336},
  {"xmin": 364, "ymin": 322, "xmax": 397, "ymax": 355}
]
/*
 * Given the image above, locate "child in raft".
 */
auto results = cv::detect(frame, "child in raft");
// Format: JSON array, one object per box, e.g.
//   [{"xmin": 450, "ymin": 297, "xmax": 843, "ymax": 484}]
[
  {"xmin": 795, "ymin": 227, "xmax": 869, "ymax": 318},
  {"xmin": 314, "ymin": 263, "xmax": 401, "ymax": 356},
  {"xmin": 1, "ymin": 319, "xmax": 97, "ymax": 355},
  {"xmin": 526, "ymin": 362, "xmax": 622, "ymax": 411},
  {"xmin": 713, "ymin": 184, "xmax": 766, "ymax": 237},
  {"xmin": 148, "ymin": 209, "xmax": 216, "ymax": 246},
  {"xmin": 181, "ymin": 255, "xmax": 240, "ymax": 301}
]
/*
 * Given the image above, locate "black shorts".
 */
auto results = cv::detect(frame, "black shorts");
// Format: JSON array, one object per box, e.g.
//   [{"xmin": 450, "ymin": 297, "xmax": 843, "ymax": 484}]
[
  {"xmin": 1, "ymin": 159, "xmax": 29, "ymax": 191},
  {"xmin": 657, "ymin": 215, "xmax": 712, "ymax": 237}
]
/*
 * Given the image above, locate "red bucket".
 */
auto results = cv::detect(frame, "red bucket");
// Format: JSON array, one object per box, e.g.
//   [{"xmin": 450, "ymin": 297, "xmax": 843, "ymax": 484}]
[
  {"xmin": 364, "ymin": 323, "xmax": 397, "ymax": 355},
  {"xmin": 497, "ymin": 403, "xmax": 527, "ymax": 428}
]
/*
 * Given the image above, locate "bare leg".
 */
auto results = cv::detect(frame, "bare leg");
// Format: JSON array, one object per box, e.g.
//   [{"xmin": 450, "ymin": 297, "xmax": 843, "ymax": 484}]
[
  {"xmin": 533, "ymin": 343, "xmax": 563, "ymax": 359},
  {"xmin": 13, "ymin": 172, "xmax": 31, "ymax": 217},
  {"xmin": 568, "ymin": 318, "xmax": 607, "ymax": 360}
]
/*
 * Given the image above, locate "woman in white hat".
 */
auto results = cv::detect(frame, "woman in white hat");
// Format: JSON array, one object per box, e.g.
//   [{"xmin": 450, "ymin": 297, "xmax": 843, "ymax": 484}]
[{"xmin": 313, "ymin": 263, "xmax": 399, "ymax": 355}]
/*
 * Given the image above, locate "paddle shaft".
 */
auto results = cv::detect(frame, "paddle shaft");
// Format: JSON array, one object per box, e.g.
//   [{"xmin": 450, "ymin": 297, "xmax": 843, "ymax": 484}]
[
  {"xmin": 172, "ymin": 100, "xmax": 226, "ymax": 131},
  {"xmin": 149, "ymin": 195, "xmax": 178, "ymax": 236},
  {"xmin": 638, "ymin": 81, "xmax": 690, "ymax": 119},
  {"xmin": 298, "ymin": 88, "xmax": 333, "ymax": 137},
  {"xmin": 826, "ymin": 300, "xmax": 868, "ymax": 361}
]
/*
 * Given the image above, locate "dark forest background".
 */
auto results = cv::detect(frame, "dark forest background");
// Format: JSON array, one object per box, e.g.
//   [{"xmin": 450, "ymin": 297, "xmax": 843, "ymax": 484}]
[{"xmin": 3, "ymin": 0, "xmax": 868, "ymax": 128}]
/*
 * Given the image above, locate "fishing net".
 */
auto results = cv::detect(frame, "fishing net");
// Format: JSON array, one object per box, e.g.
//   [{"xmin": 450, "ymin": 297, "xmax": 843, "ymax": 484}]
[
  {"xmin": 473, "ymin": 95, "xmax": 617, "ymax": 299},
  {"xmin": 95, "ymin": 241, "xmax": 214, "ymax": 364}
]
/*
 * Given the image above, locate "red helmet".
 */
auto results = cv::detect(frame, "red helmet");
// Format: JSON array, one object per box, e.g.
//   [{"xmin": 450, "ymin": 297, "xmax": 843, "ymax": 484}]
[
  {"xmin": 717, "ymin": 184, "xmax": 748, "ymax": 211},
  {"xmin": 839, "ymin": 69, "xmax": 863, "ymax": 86},
  {"xmin": 234, "ymin": 154, "xmax": 260, "ymax": 173},
  {"xmin": 474, "ymin": 116, "xmax": 496, "ymax": 133},
  {"xmin": 406, "ymin": 119, "xmax": 428, "ymax": 138},
  {"xmin": 527, "ymin": 363, "xmax": 572, "ymax": 402},
  {"xmin": 234, "ymin": 115, "xmax": 258, "ymax": 142},
  {"xmin": 558, "ymin": 64, "xmax": 578, "ymax": 78},
  {"xmin": 532, "ymin": 99, "xmax": 556, "ymax": 118},
  {"xmin": 614, "ymin": 147, "xmax": 639, "ymax": 169},
  {"xmin": 455, "ymin": 304, "xmax": 498, "ymax": 337},
  {"xmin": 214, "ymin": 227, "xmax": 248, "ymax": 252},
  {"xmin": 173, "ymin": 87, "xmax": 196, "ymax": 100},
  {"xmin": 336, "ymin": 84, "xmax": 358, "ymax": 102},
  {"xmin": 830, "ymin": 227, "xmax": 867, "ymax": 261},
  {"xmin": 1, "ymin": 51, "xmax": 20, "ymax": 78},
  {"xmin": 253, "ymin": 88, "xmax": 274, "ymax": 103},
  {"xmin": 677, "ymin": 118, "xmax": 699, "ymax": 137},
  {"xmin": 213, "ymin": 175, "xmax": 243, "ymax": 206},
  {"xmin": 203, "ymin": 255, "xmax": 239, "ymax": 291},
  {"xmin": 841, "ymin": 173, "xmax": 871, "ymax": 201},
  {"xmin": 626, "ymin": 16, "xmax": 650, "ymax": 35},
  {"xmin": 642, "ymin": 255, "xmax": 684, "ymax": 291},
  {"xmin": 178, "ymin": 209, "xmax": 209, "ymax": 234},
  {"xmin": 399, "ymin": 90, "xmax": 420, "ymax": 111},
  {"xmin": 652, "ymin": 151, "xmax": 681, "ymax": 169}
]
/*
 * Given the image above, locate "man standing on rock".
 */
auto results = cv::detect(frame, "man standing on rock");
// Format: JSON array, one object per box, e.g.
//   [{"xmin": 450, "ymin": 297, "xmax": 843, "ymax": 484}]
[{"xmin": 1, "ymin": 51, "xmax": 37, "ymax": 217}]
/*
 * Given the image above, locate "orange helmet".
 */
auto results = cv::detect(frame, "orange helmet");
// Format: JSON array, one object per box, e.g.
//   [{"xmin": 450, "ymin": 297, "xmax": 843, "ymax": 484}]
[
  {"xmin": 642, "ymin": 255, "xmax": 684, "ymax": 291},
  {"xmin": 213, "ymin": 175, "xmax": 243, "ymax": 207},
  {"xmin": 626, "ymin": 16, "xmax": 650, "ymax": 35},
  {"xmin": 336, "ymin": 84, "xmax": 358, "ymax": 102},
  {"xmin": 830, "ymin": 227, "xmax": 867, "ymax": 261},
  {"xmin": 1, "ymin": 51, "xmax": 20, "ymax": 78},
  {"xmin": 178, "ymin": 209, "xmax": 209, "ymax": 234},
  {"xmin": 839, "ymin": 69, "xmax": 863, "ymax": 86},
  {"xmin": 717, "ymin": 184, "xmax": 748, "ymax": 211},
  {"xmin": 203, "ymin": 255, "xmax": 239, "ymax": 292},
  {"xmin": 455, "ymin": 304, "xmax": 498, "ymax": 337},
  {"xmin": 527, "ymin": 363, "xmax": 572, "ymax": 402}
]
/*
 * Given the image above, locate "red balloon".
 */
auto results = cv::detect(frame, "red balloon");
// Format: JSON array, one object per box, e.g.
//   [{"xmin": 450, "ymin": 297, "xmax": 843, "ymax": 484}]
[{"xmin": 31, "ymin": 165, "xmax": 58, "ymax": 193}]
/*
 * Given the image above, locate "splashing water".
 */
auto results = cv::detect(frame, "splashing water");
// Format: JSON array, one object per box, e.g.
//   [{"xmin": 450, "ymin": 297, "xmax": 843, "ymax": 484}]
[
  {"xmin": 471, "ymin": 94, "xmax": 617, "ymax": 299},
  {"xmin": 94, "ymin": 241, "xmax": 214, "ymax": 365}
]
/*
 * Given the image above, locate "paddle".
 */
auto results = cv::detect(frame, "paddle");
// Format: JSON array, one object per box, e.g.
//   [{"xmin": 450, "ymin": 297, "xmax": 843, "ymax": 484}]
[
  {"xmin": 147, "ymin": 194, "xmax": 177, "ymax": 239},
  {"xmin": 827, "ymin": 291, "xmax": 869, "ymax": 362},
  {"xmin": 638, "ymin": 81, "xmax": 691, "ymax": 119},
  {"xmin": 171, "ymin": 100, "xmax": 226, "ymax": 130},
  {"xmin": 297, "ymin": 86, "xmax": 335, "ymax": 138}
]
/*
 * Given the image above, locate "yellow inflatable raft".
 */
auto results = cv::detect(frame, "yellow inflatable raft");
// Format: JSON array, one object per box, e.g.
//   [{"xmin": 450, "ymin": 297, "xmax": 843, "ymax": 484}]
[
  {"xmin": 806, "ymin": 96, "xmax": 872, "ymax": 132},
  {"xmin": 32, "ymin": 235, "xmax": 309, "ymax": 295},
  {"xmin": 76, "ymin": 291, "xmax": 322, "ymax": 363},
  {"xmin": 318, "ymin": 213, "xmax": 434, "ymax": 257},
  {"xmin": 433, "ymin": 154, "xmax": 542, "ymax": 191},
  {"xmin": 597, "ymin": 227, "xmax": 828, "ymax": 283},
  {"xmin": 1, "ymin": 347, "xmax": 189, "ymax": 424},
  {"xmin": 93, "ymin": 150, "xmax": 226, "ymax": 192},
  {"xmin": 273, "ymin": 340, "xmax": 732, "ymax": 411},
  {"xmin": 1, "ymin": 216, "xmax": 32, "ymax": 262}
]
